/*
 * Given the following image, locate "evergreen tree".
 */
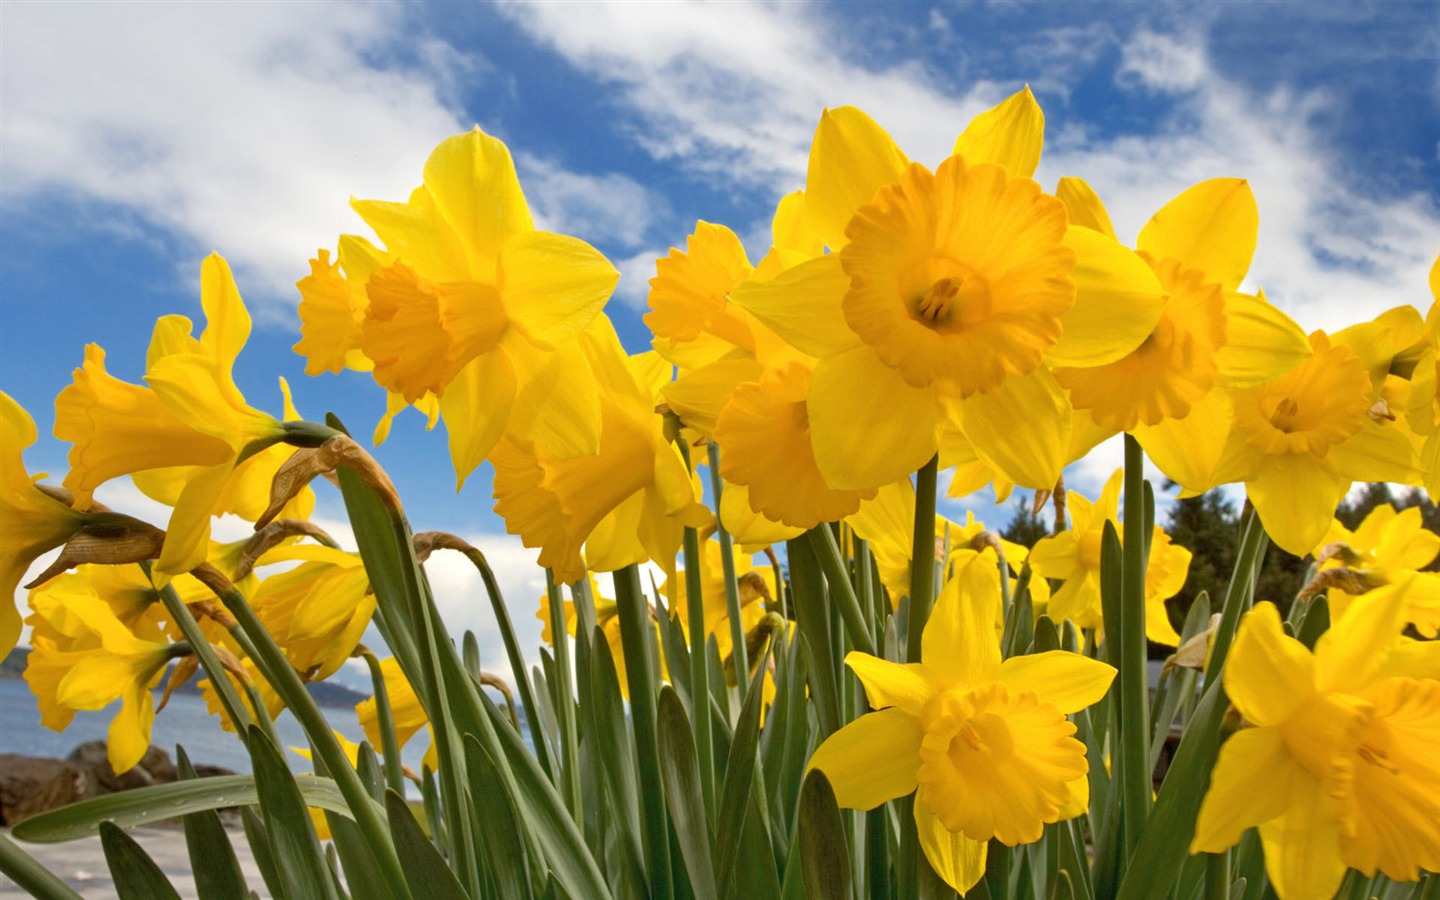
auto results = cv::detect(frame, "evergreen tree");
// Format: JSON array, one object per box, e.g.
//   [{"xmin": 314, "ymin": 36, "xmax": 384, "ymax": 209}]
[{"xmin": 1000, "ymin": 493, "xmax": 1049, "ymax": 549}]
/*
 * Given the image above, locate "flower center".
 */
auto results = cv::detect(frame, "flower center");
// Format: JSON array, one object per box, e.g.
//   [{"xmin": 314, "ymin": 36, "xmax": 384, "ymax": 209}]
[
  {"xmin": 1235, "ymin": 338, "xmax": 1371, "ymax": 457},
  {"xmin": 1268, "ymin": 396, "xmax": 1301, "ymax": 432},
  {"xmin": 909, "ymin": 266, "xmax": 993, "ymax": 332},
  {"xmin": 915, "ymin": 683, "xmax": 1086, "ymax": 845}
]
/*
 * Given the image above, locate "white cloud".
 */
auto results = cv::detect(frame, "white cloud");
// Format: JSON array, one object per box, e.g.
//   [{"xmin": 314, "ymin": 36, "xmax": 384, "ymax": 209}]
[
  {"xmin": 497, "ymin": 0, "xmax": 995, "ymax": 191},
  {"xmin": 1041, "ymin": 27, "xmax": 1440, "ymax": 332},
  {"xmin": 611, "ymin": 248, "xmax": 665, "ymax": 311},
  {"xmin": 518, "ymin": 153, "xmax": 666, "ymax": 250},
  {"xmin": 0, "ymin": 2, "xmax": 466, "ymax": 315}
]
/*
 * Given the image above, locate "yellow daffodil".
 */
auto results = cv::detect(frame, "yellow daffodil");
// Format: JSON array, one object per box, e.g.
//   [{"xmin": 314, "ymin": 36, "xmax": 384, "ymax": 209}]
[
  {"xmin": 199, "ymin": 656, "xmax": 283, "ymax": 734},
  {"xmin": 1313, "ymin": 504, "xmax": 1440, "ymax": 636},
  {"xmin": 250, "ymin": 545, "xmax": 375, "ymax": 682},
  {"xmin": 356, "ymin": 656, "xmax": 438, "ymax": 771},
  {"xmin": 24, "ymin": 589, "xmax": 182, "ymax": 772},
  {"xmin": 316, "ymin": 128, "xmax": 619, "ymax": 485},
  {"xmin": 731, "ymin": 89, "xmax": 1165, "ymax": 492},
  {"xmin": 1028, "ymin": 470, "xmax": 1190, "ymax": 645},
  {"xmin": 808, "ymin": 552, "xmax": 1114, "ymax": 893},
  {"xmin": 1052, "ymin": 179, "xmax": 1311, "ymax": 489},
  {"xmin": 1, "ymin": 391, "xmax": 87, "ymax": 655},
  {"xmin": 1405, "ymin": 256, "xmax": 1440, "ymax": 499},
  {"xmin": 54, "ymin": 255, "xmax": 307, "ymax": 577},
  {"xmin": 1208, "ymin": 332, "xmax": 1416, "ymax": 555},
  {"xmin": 538, "ymin": 575, "xmax": 667, "ymax": 699},
  {"xmin": 1192, "ymin": 589, "xmax": 1440, "ymax": 896},
  {"xmin": 492, "ymin": 315, "xmax": 707, "ymax": 584},
  {"xmin": 846, "ymin": 479, "xmax": 1038, "ymax": 610},
  {"xmin": 659, "ymin": 539, "xmax": 776, "ymax": 662}
]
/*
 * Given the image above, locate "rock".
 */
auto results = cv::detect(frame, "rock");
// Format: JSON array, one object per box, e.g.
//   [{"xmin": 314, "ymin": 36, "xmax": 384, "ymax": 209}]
[
  {"xmin": 65, "ymin": 742, "xmax": 177, "ymax": 794},
  {"xmin": 0, "ymin": 754, "xmax": 84, "ymax": 825},
  {"xmin": 191, "ymin": 764, "xmax": 237, "ymax": 779}
]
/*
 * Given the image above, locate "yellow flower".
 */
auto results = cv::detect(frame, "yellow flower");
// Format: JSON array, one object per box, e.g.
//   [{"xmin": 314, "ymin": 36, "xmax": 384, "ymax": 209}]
[
  {"xmin": 24, "ymin": 589, "xmax": 179, "ymax": 773},
  {"xmin": 356, "ymin": 657, "xmax": 438, "ymax": 772},
  {"xmin": 1191, "ymin": 590, "xmax": 1440, "ymax": 896},
  {"xmin": 537, "ymin": 575, "xmax": 667, "ymax": 699},
  {"xmin": 845, "ymin": 479, "xmax": 1037, "ymax": 610},
  {"xmin": 1405, "ymin": 256, "xmax": 1440, "ymax": 498},
  {"xmin": 1210, "ymin": 332, "xmax": 1416, "ymax": 555},
  {"xmin": 808, "ymin": 553, "xmax": 1114, "ymax": 893},
  {"xmin": 1313, "ymin": 504, "xmax": 1440, "ymax": 636},
  {"xmin": 294, "ymin": 240, "xmax": 444, "ymax": 446},
  {"xmin": 1028, "ymin": 470, "xmax": 1190, "ymax": 645},
  {"xmin": 659, "ymin": 539, "xmax": 776, "ymax": 663},
  {"xmin": 491, "ymin": 315, "xmax": 706, "ymax": 584},
  {"xmin": 329, "ymin": 128, "xmax": 619, "ymax": 484},
  {"xmin": 199, "ymin": 656, "xmax": 283, "ymax": 734},
  {"xmin": 732, "ymin": 89, "xmax": 1165, "ymax": 492},
  {"xmin": 1052, "ymin": 178, "xmax": 1312, "ymax": 490},
  {"xmin": 54, "ymin": 255, "xmax": 302, "ymax": 576},
  {"xmin": 250, "ymin": 545, "xmax": 375, "ymax": 682},
  {"xmin": 1, "ymin": 391, "xmax": 87, "ymax": 655}
]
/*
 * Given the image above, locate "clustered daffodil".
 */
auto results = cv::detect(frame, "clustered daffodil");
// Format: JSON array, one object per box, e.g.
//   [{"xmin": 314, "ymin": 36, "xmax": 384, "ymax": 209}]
[{"xmin": 809, "ymin": 553, "xmax": 1114, "ymax": 893}]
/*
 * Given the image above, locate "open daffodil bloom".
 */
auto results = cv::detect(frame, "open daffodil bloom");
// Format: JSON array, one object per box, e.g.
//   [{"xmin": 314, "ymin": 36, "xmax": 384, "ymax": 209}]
[{"xmin": 808, "ymin": 551, "xmax": 1114, "ymax": 892}]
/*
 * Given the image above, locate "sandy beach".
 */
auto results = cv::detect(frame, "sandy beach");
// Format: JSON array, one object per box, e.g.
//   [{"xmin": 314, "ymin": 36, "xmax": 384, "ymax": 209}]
[{"xmin": 1, "ymin": 825, "xmax": 262, "ymax": 899}]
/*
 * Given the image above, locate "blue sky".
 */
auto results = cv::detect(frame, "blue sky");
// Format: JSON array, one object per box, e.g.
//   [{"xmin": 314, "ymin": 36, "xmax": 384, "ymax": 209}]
[{"xmin": 3, "ymin": 0, "xmax": 1437, "ymax": 684}]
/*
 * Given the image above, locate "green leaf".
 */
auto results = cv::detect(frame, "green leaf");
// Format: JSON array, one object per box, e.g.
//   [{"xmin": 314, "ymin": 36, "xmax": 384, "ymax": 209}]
[
  {"xmin": 241, "ymin": 807, "xmax": 286, "ymax": 900},
  {"xmin": 657, "ymin": 686, "xmax": 719, "ymax": 900},
  {"xmin": 715, "ymin": 642, "xmax": 772, "ymax": 899},
  {"xmin": 0, "ymin": 832, "xmax": 84, "ymax": 900},
  {"xmin": 729, "ymin": 793, "xmax": 782, "ymax": 900},
  {"xmin": 12, "ymin": 774, "xmax": 351, "ymax": 843},
  {"xmin": 797, "ymin": 770, "xmax": 852, "ymax": 900},
  {"xmin": 385, "ymin": 789, "xmax": 470, "ymax": 900},
  {"xmin": 587, "ymin": 624, "xmax": 647, "ymax": 891},
  {"xmin": 463, "ymin": 735, "xmax": 535, "ymax": 900},
  {"xmin": 248, "ymin": 727, "xmax": 341, "ymax": 900},
  {"xmin": 176, "ymin": 746, "xmax": 248, "ymax": 900},
  {"xmin": 99, "ymin": 822, "xmax": 182, "ymax": 900}
]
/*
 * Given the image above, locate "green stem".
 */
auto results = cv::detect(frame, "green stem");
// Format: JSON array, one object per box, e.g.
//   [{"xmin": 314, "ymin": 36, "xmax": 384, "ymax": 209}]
[
  {"xmin": 239, "ymin": 675, "xmax": 281, "ymax": 749},
  {"xmin": 1203, "ymin": 852, "xmax": 1229, "ymax": 900},
  {"xmin": 612, "ymin": 564, "xmax": 675, "ymax": 900},
  {"xmin": 0, "ymin": 833, "xmax": 82, "ymax": 900},
  {"xmin": 1119, "ymin": 435, "xmax": 1152, "ymax": 857},
  {"xmin": 854, "ymin": 536, "xmax": 882, "ymax": 648},
  {"xmin": 149, "ymin": 569, "xmax": 251, "ymax": 737},
  {"xmin": 460, "ymin": 547, "xmax": 554, "ymax": 779},
  {"xmin": 213, "ymin": 584, "xmax": 412, "ymax": 900},
  {"xmin": 707, "ymin": 441, "xmax": 750, "ymax": 704},
  {"xmin": 679, "ymin": 443, "xmax": 716, "ymax": 817},
  {"xmin": 805, "ymin": 526, "xmax": 878, "ymax": 656},
  {"xmin": 359, "ymin": 648, "xmax": 407, "ymax": 796},
  {"xmin": 545, "ymin": 572, "xmax": 583, "ymax": 817},
  {"xmin": 906, "ymin": 456, "xmax": 939, "ymax": 663},
  {"xmin": 1203, "ymin": 509, "xmax": 1267, "ymax": 687}
]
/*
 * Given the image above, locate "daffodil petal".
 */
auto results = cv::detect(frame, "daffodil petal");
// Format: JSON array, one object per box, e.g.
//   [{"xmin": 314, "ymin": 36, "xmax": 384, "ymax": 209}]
[
  {"xmin": 1257, "ymin": 771, "xmax": 1348, "ymax": 900},
  {"xmin": 1327, "ymin": 421, "xmax": 1417, "ymax": 486},
  {"xmin": 1224, "ymin": 603, "xmax": 1315, "ymax": 727},
  {"xmin": 958, "ymin": 367, "xmax": 1070, "ymax": 490},
  {"xmin": 952, "ymin": 86, "xmax": 1044, "ymax": 178},
  {"xmin": 996, "ymin": 650, "xmax": 1116, "ymax": 714},
  {"xmin": 157, "ymin": 463, "xmax": 234, "ymax": 577},
  {"xmin": 1055, "ymin": 177, "xmax": 1116, "ymax": 239},
  {"xmin": 1215, "ymin": 293, "xmax": 1311, "ymax": 387},
  {"xmin": 808, "ymin": 346, "xmax": 940, "ymax": 491},
  {"xmin": 198, "ymin": 254, "xmax": 251, "ymax": 371},
  {"xmin": 729, "ymin": 254, "xmax": 860, "ymax": 359},
  {"xmin": 506, "ymin": 341, "xmax": 603, "ymax": 460},
  {"xmin": 440, "ymin": 350, "xmax": 517, "ymax": 490},
  {"xmin": 922, "ymin": 556, "xmax": 1002, "ymax": 686},
  {"xmin": 422, "ymin": 128, "xmax": 533, "ymax": 273},
  {"xmin": 500, "ymin": 230, "xmax": 617, "ymax": 350},
  {"xmin": 663, "ymin": 358, "xmax": 763, "ymax": 438},
  {"xmin": 1046, "ymin": 226, "xmax": 1166, "ymax": 367},
  {"xmin": 806, "ymin": 707, "xmax": 923, "ymax": 810},
  {"xmin": 914, "ymin": 799, "xmax": 988, "ymax": 895},
  {"xmin": 845, "ymin": 652, "xmax": 933, "ymax": 715},
  {"xmin": 1247, "ymin": 456, "xmax": 1349, "ymax": 557},
  {"xmin": 1314, "ymin": 582, "xmax": 1407, "ymax": 694},
  {"xmin": 804, "ymin": 107, "xmax": 909, "ymax": 251},
  {"xmin": 1137, "ymin": 178, "xmax": 1258, "ymax": 293},
  {"xmin": 1133, "ymin": 391, "xmax": 1233, "ymax": 493},
  {"xmin": 1191, "ymin": 726, "xmax": 1296, "ymax": 852},
  {"xmin": 108, "ymin": 681, "xmax": 157, "ymax": 774}
]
